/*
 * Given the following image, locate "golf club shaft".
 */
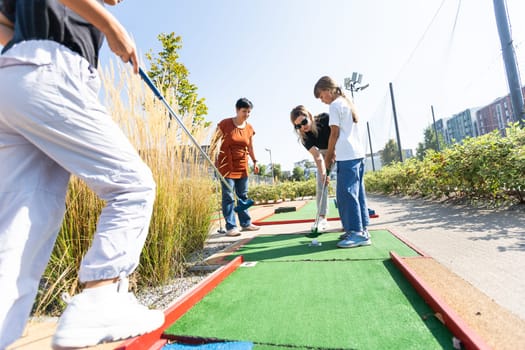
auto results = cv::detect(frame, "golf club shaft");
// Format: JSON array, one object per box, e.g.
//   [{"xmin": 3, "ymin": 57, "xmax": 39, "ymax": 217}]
[
  {"xmin": 138, "ymin": 67, "xmax": 236, "ymax": 195},
  {"xmin": 314, "ymin": 170, "xmax": 330, "ymax": 229}
]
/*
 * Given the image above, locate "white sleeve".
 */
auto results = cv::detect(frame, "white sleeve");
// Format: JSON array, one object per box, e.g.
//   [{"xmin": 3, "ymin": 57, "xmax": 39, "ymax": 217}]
[{"xmin": 328, "ymin": 100, "xmax": 341, "ymax": 127}]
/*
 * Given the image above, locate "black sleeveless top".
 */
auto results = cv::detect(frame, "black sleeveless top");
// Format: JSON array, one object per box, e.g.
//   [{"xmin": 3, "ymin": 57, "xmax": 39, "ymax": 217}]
[
  {"xmin": 1, "ymin": 0, "xmax": 104, "ymax": 67},
  {"xmin": 302, "ymin": 113, "xmax": 331, "ymax": 151}
]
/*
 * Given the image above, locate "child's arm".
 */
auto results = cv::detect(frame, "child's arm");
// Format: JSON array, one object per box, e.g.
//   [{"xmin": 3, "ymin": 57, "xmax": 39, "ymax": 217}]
[{"xmin": 59, "ymin": 0, "xmax": 138, "ymax": 73}]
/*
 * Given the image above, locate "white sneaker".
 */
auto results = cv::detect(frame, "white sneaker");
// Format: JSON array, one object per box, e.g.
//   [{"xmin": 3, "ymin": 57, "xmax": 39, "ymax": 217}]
[
  {"xmin": 312, "ymin": 218, "xmax": 329, "ymax": 233},
  {"xmin": 52, "ymin": 275, "xmax": 165, "ymax": 349},
  {"xmin": 241, "ymin": 224, "xmax": 260, "ymax": 232},
  {"xmin": 226, "ymin": 228, "xmax": 241, "ymax": 236},
  {"xmin": 318, "ymin": 218, "xmax": 329, "ymax": 232}
]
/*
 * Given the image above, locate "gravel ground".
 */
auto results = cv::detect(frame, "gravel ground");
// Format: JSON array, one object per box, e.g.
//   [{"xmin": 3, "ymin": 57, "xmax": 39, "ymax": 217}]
[{"xmin": 135, "ymin": 241, "xmax": 232, "ymax": 310}]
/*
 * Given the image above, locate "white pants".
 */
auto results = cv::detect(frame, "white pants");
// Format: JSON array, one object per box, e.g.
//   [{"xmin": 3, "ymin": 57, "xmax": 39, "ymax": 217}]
[
  {"xmin": 0, "ymin": 41, "xmax": 156, "ymax": 348},
  {"xmin": 316, "ymin": 150, "xmax": 329, "ymax": 217}
]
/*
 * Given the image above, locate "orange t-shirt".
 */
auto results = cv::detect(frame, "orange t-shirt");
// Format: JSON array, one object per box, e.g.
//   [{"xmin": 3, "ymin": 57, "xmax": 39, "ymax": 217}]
[{"xmin": 217, "ymin": 118, "xmax": 255, "ymax": 179}]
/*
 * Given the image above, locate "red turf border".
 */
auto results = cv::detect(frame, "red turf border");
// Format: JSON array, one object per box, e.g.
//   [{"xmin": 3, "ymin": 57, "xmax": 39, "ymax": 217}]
[
  {"xmin": 115, "ymin": 256, "xmax": 244, "ymax": 350},
  {"xmin": 390, "ymin": 252, "xmax": 491, "ymax": 350}
]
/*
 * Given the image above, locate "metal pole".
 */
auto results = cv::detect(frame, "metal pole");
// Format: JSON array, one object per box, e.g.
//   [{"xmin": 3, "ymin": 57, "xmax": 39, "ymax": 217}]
[
  {"xmin": 493, "ymin": 0, "xmax": 525, "ymax": 125},
  {"xmin": 431, "ymin": 105, "xmax": 440, "ymax": 152},
  {"xmin": 265, "ymin": 148, "xmax": 274, "ymax": 185},
  {"xmin": 366, "ymin": 122, "xmax": 376, "ymax": 171},
  {"xmin": 389, "ymin": 82, "xmax": 404, "ymax": 162}
]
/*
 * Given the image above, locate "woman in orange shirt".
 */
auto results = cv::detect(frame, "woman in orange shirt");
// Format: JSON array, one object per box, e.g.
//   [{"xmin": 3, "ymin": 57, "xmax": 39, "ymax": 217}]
[{"xmin": 213, "ymin": 98, "xmax": 260, "ymax": 236}]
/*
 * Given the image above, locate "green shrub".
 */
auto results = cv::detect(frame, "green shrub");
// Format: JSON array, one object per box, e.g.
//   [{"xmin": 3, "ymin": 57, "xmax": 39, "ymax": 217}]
[{"xmin": 365, "ymin": 123, "xmax": 525, "ymax": 205}]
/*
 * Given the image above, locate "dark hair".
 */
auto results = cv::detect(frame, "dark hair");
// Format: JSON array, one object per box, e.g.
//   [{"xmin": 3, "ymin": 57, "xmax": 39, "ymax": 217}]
[
  {"xmin": 290, "ymin": 105, "xmax": 318, "ymax": 141},
  {"xmin": 236, "ymin": 97, "xmax": 253, "ymax": 110}
]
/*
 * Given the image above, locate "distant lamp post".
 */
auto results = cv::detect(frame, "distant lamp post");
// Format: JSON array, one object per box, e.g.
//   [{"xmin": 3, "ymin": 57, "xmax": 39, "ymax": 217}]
[{"xmin": 265, "ymin": 148, "xmax": 274, "ymax": 185}]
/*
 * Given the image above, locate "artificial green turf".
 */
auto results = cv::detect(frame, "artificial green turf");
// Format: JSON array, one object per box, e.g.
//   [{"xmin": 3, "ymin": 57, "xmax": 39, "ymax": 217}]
[
  {"xmin": 164, "ymin": 260, "xmax": 453, "ymax": 349},
  {"xmin": 260, "ymin": 198, "xmax": 339, "ymax": 222},
  {"xmin": 226, "ymin": 230, "xmax": 420, "ymax": 262}
]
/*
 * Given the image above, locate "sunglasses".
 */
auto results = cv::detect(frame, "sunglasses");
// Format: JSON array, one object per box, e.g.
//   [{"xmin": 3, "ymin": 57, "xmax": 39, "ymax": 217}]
[{"xmin": 294, "ymin": 118, "xmax": 308, "ymax": 130}]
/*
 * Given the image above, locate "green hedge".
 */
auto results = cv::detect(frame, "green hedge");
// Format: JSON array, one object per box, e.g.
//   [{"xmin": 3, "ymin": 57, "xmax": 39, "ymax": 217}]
[
  {"xmin": 365, "ymin": 123, "xmax": 525, "ymax": 204},
  {"xmin": 248, "ymin": 178, "xmax": 320, "ymax": 202}
]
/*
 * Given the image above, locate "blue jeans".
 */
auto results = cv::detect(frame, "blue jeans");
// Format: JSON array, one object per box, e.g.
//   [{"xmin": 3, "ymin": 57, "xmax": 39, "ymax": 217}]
[
  {"xmin": 336, "ymin": 158, "xmax": 369, "ymax": 233},
  {"xmin": 221, "ymin": 177, "xmax": 252, "ymax": 230}
]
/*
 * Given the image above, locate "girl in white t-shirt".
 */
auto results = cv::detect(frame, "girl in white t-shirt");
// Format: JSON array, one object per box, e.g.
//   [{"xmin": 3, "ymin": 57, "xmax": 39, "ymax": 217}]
[{"xmin": 314, "ymin": 76, "xmax": 371, "ymax": 248}]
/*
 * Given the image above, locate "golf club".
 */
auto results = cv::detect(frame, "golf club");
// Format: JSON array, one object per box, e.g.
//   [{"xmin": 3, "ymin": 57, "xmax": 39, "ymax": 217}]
[
  {"xmin": 137, "ymin": 67, "xmax": 254, "ymax": 212},
  {"xmin": 214, "ymin": 179, "xmax": 226, "ymax": 234}
]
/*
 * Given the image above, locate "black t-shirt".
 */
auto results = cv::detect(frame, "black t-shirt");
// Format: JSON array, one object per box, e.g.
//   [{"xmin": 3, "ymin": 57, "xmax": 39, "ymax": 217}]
[
  {"xmin": 302, "ymin": 113, "xmax": 331, "ymax": 151},
  {"xmin": 0, "ymin": 0, "xmax": 104, "ymax": 67}
]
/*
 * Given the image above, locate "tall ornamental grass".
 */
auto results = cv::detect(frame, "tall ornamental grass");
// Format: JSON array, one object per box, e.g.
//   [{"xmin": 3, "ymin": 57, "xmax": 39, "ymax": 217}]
[{"xmin": 34, "ymin": 61, "xmax": 217, "ymax": 316}]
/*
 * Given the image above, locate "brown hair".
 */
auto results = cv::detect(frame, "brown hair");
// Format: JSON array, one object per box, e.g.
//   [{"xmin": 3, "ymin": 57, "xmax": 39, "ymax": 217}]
[
  {"xmin": 290, "ymin": 105, "xmax": 318, "ymax": 141},
  {"xmin": 314, "ymin": 76, "xmax": 359, "ymax": 123}
]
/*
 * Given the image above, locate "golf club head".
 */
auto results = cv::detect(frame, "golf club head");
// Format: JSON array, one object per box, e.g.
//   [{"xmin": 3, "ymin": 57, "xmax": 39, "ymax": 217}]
[{"xmin": 306, "ymin": 226, "xmax": 320, "ymax": 238}]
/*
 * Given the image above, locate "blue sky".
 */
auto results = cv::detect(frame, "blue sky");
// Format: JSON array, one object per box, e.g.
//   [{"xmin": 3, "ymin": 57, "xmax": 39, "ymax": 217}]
[
  {"xmin": 104, "ymin": 0, "xmax": 525, "ymax": 171},
  {"xmin": 8, "ymin": 1, "xmax": 525, "ymax": 172}
]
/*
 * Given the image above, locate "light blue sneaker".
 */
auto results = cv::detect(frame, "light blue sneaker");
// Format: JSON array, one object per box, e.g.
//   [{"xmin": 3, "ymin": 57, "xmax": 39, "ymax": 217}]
[
  {"xmin": 339, "ymin": 229, "xmax": 370, "ymax": 241},
  {"xmin": 338, "ymin": 232, "xmax": 351, "ymax": 240},
  {"xmin": 337, "ymin": 231, "xmax": 371, "ymax": 248},
  {"xmin": 362, "ymin": 227, "xmax": 372, "ymax": 243}
]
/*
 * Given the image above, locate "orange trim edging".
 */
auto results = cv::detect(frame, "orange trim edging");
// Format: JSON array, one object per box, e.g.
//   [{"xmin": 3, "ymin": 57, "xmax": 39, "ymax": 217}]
[
  {"xmin": 115, "ymin": 256, "xmax": 244, "ymax": 350},
  {"xmin": 390, "ymin": 252, "xmax": 491, "ymax": 350}
]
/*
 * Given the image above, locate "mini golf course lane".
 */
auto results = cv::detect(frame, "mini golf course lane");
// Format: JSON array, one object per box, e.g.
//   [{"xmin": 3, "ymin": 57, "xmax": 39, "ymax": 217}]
[
  {"xmin": 163, "ymin": 230, "xmax": 454, "ymax": 349},
  {"xmin": 257, "ymin": 199, "xmax": 339, "ymax": 223},
  {"xmin": 226, "ymin": 230, "xmax": 420, "ymax": 262},
  {"xmin": 255, "ymin": 199, "xmax": 378, "ymax": 225}
]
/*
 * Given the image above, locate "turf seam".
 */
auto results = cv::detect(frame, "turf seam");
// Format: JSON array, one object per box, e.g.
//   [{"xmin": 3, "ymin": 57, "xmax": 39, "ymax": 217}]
[{"xmin": 245, "ymin": 258, "xmax": 388, "ymax": 263}]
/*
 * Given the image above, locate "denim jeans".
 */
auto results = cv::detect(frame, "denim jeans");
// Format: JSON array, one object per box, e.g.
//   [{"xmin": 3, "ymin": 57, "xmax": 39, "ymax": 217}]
[
  {"xmin": 336, "ymin": 158, "xmax": 369, "ymax": 233},
  {"xmin": 221, "ymin": 176, "xmax": 252, "ymax": 230}
]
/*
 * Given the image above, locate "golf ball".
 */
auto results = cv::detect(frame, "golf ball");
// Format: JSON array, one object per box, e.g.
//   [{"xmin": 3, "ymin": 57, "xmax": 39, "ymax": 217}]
[{"xmin": 312, "ymin": 239, "xmax": 319, "ymax": 245}]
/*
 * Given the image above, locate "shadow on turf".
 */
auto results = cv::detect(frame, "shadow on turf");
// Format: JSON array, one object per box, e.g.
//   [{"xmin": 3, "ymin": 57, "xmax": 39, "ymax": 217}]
[
  {"xmin": 383, "ymin": 260, "xmax": 455, "ymax": 349},
  {"xmin": 225, "ymin": 234, "xmax": 339, "ymax": 262},
  {"xmin": 225, "ymin": 233, "xmax": 391, "ymax": 263}
]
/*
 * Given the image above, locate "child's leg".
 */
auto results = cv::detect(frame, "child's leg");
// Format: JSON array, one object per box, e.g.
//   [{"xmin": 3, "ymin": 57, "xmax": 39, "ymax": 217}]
[
  {"xmin": 336, "ymin": 159, "xmax": 363, "ymax": 233},
  {"xmin": 358, "ymin": 159, "xmax": 370, "ymax": 228},
  {"xmin": 0, "ymin": 64, "xmax": 70, "ymax": 349}
]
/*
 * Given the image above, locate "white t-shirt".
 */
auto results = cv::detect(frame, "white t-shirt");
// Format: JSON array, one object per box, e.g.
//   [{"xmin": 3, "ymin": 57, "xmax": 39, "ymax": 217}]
[{"xmin": 328, "ymin": 96, "xmax": 366, "ymax": 161}]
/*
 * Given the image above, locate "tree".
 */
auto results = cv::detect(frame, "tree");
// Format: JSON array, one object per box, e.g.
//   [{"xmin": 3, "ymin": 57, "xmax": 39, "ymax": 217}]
[
  {"xmin": 145, "ymin": 32, "xmax": 209, "ymax": 128},
  {"xmin": 303, "ymin": 160, "xmax": 315, "ymax": 169},
  {"xmin": 416, "ymin": 126, "xmax": 446, "ymax": 160},
  {"xmin": 380, "ymin": 139, "xmax": 400, "ymax": 166},
  {"xmin": 258, "ymin": 164, "xmax": 267, "ymax": 177},
  {"xmin": 292, "ymin": 166, "xmax": 305, "ymax": 181}
]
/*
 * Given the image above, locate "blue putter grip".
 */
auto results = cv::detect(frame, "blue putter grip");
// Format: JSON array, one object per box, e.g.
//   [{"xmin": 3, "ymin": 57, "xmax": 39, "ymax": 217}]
[{"xmin": 138, "ymin": 68, "xmax": 163, "ymax": 99}]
